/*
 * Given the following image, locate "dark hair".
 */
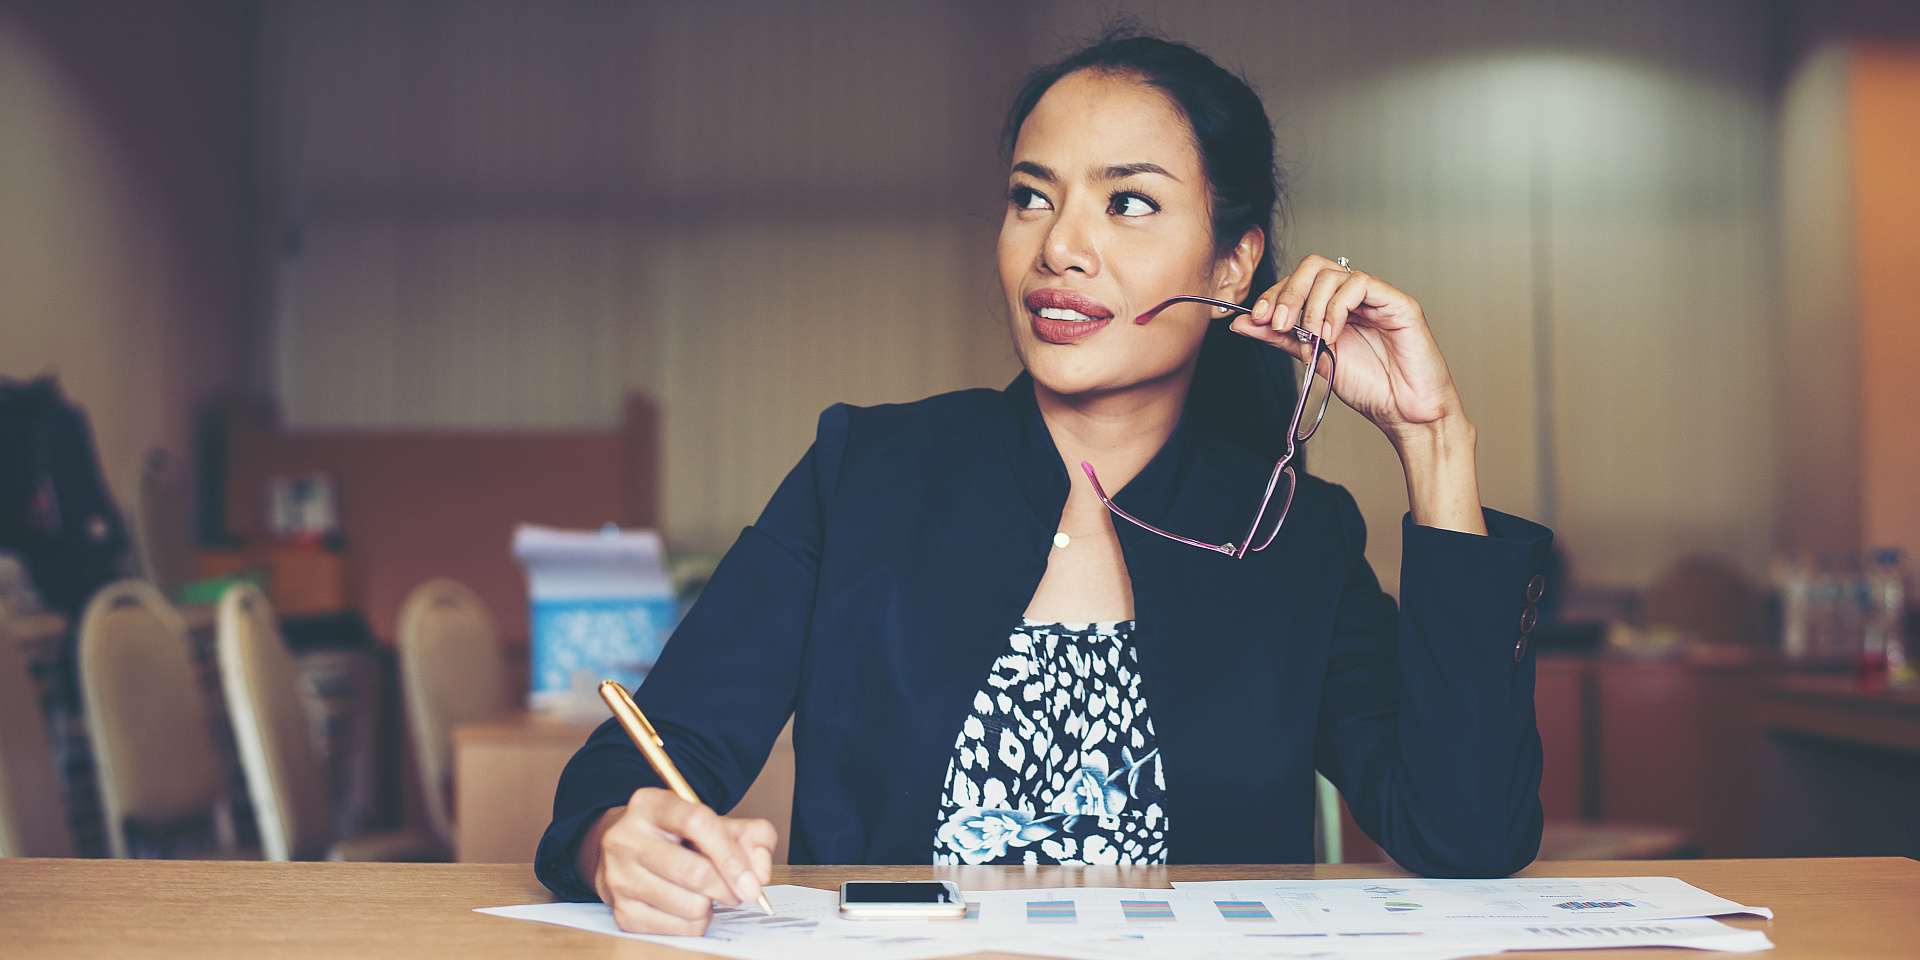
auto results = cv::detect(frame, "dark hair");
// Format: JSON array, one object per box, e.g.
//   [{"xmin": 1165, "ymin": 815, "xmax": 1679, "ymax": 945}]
[{"xmin": 1003, "ymin": 27, "xmax": 1300, "ymax": 464}]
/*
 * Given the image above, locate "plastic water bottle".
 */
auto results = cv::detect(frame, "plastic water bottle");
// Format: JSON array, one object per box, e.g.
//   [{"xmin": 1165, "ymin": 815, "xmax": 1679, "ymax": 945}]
[
  {"xmin": 1865, "ymin": 548, "xmax": 1909, "ymax": 687},
  {"xmin": 1841, "ymin": 554, "xmax": 1873, "ymax": 673},
  {"xmin": 1809, "ymin": 555, "xmax": 1843, "ymax": 664},
  {"xmin": 1775, "ymin": 554, "xmax": 1812, "ymax": 664}
]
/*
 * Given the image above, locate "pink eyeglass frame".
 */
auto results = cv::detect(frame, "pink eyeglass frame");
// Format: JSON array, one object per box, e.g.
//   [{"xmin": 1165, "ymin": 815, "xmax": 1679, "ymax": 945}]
[{"xmin": 1080, "ymin": 295, "xmax": 1337, "ymax": 559}]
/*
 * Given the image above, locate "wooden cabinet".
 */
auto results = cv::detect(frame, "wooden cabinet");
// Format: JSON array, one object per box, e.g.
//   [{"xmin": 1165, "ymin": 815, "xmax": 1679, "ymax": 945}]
[
  {"xmin": 1753, "ymin": 676, "xmax": 1920, "ymax": 858},
  {"xmin": 1594, "ymin": 659, "xmax": 1770, "ymax": 858},
  {"xmin": 1530, "ymin": 655, "xmax": 1774, "ymax": 858},
  {"xmin": 452, "ymin": 711, "xmax": 795, "ymax": 865},
  {"xmin": 450, "ymin": 712, "xmax": 598, "ymax": 863},
  {"xmin": 1534, "ymin": 656, "xmax": 1589, "ymax": 820}
]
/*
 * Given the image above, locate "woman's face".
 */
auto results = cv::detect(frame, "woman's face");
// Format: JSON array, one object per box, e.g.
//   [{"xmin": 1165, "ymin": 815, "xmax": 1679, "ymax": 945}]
[{"xmin": 999, "ymin": 69, "xmax": 1257, "ymax": 401}]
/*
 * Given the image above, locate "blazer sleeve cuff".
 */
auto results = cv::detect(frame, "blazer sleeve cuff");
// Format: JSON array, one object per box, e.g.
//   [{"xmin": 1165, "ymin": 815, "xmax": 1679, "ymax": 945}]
[
  {"xmin": 534, "ymin": 723, "xmax": 664, "ymax": 901},
  {"xmin": 534, "ymin": 801, "xmax": 624, "ymax": 902},
  {"xmin": 1400, "ymin": 508, "xmax": 1555, "ymax": 658},
  {"xmin": 1405, "ymin": 508, "xmax": 1553, "ymax": 551}
]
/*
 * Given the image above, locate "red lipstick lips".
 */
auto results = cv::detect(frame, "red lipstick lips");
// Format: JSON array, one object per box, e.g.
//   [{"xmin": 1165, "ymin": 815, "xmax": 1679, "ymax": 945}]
[{"xmin": 1025, "ymin": 289, "xmax": 1115, "ymax": 345}]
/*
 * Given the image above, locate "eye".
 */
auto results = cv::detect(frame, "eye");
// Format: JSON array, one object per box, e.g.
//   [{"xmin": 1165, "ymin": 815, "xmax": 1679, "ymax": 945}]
[
  {"xmin": 1109, "ymin": 191, "xmax": 1159, "ymax": 217},
  {"xmin": 1009, "ymin": 186, "xmax": 1052, "ymax": 211}
]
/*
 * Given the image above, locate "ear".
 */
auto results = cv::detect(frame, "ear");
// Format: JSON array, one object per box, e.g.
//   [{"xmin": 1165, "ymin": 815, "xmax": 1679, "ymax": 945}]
[{"xmin": 1214, "ymin": 226, "xmax": 1265, "ymax": 306}]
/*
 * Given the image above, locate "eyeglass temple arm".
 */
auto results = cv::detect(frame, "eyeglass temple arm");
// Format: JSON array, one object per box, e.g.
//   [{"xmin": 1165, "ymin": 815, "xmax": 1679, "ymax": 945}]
[
  {"xmin": 1136, "ymin": 295, "xmax": 1322, "ymax": 347},
  {"xmin": 1135, "ymin": 295, "xmax": 1246, "ymax": 323},
  {"xmin": 1079, "ymin": 461, "xmax": 1238, "ymax": 557}
]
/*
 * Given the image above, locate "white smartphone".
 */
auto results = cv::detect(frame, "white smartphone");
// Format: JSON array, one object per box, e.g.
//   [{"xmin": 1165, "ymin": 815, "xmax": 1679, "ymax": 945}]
[{"xmin": 837, "ymin": 881, "xmax": 967, "ymax": 920}]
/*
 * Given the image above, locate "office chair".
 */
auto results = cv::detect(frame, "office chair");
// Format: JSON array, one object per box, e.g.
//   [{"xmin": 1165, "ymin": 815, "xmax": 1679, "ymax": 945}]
[
  {"xmin": 217, "ymin": 584, "xmax": 435, "ymax": 861},
  {"xmin": 77, "ymin": 580, "xmax": 239, "ymax": 858},
  {"xmin": 396, "ymin": 577, "xmax": 511, "ymax": 857}
]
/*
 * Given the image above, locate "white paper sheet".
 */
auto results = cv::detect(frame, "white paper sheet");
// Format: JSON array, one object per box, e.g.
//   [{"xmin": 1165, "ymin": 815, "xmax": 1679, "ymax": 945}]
[
  {"xmin": 817, "ymin": 888, "xmax": 1483, "ymax": 960},
  {"xmin": 477, "ymin": 886, "xmax": 970, "ymax": 960},
  {"xmin": 479, "ymin": 877, "xmax": 1774, "ymax": 960},
  {"xmin": 1006, "ymin": 916, "xmax": 1771, "ymax": 959},
  {"xmin": 1170, "ymin": 876, "xmax": 1773, "ymax": 926},
  {"xmin": 814, "ymin": 885, "xmax": 1770, "ymax": 950}
]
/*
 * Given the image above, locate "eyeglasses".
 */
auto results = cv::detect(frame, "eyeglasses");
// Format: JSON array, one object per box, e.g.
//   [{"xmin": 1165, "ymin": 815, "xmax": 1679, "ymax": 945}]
[{"xmin": 1081, "ymin": 295, "xmax": 1336, "ymax": 559}]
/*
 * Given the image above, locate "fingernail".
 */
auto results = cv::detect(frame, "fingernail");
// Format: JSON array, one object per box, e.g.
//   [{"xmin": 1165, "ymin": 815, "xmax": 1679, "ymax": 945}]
[
  {"xmin": 1253, "ymin": 299, "xmax": 1269, "ymax": 321},
  {"xmin": 735, "ymin": 871, "xmax": 763, "ymax": 904}
]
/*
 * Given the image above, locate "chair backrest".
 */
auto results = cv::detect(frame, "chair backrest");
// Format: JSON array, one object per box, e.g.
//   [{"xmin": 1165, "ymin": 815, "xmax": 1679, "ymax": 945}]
[
  {"xmin": 396, "ymin": 578, "xmax": 509, "ymax": 851},
  {"xmin": 216, "ymin": 584, "xmax": 334, "ymax": 860},
  {"xmin": 0, "ymin": 619, "xmax": 77, "ymax": 857},
  {"xmin": 77, "ymin": 580, "xmax": 227, "ymax": 858},
  {"xmin": 1645, "ymin": 554, "xmax": 1766, "ymax": 649},
  {"xmin": 1313, "ymin": 772, "xmax": 1343, "ymax": 864}
]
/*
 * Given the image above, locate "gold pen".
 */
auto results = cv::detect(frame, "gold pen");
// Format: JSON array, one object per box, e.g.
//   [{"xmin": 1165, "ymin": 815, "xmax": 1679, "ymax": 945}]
[{"xmin": 598, "ymin": 679, "xmax": 775, "ymax": 915}]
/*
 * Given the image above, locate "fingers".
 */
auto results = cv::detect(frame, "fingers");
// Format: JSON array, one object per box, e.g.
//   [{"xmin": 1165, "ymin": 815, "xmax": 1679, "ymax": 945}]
[
  {"xmin": 1249, "ymin": 254, "xmax": 1343, "ymax": 330},
  {"xmin": 1246, "ymin": 254, "xmax": 1407, "ymax": 344},
  {"xmin": 1239, "ymin": 254, "xmax": 1347, "ymax": 362},
  {"xmin": 603, "ymin": 849, "xmax": 721, "ymax": 929},
  {"xmin": 607, "ymin": 890, "xmax": 713, "ymax": 936},
  {"xmin": 1320, "ymin": 270, "xmax": 1373, "ymax": 350},
  {"xmin": 598, "ymin": 816, "xmax": 731, "ymax": 922},
  {"xmin": 1229, "ymin": 312, "xmax": 1314, "ymax": 365},
  {"xmin": 595, "ymin": 808, "xmax": 717, "ymax": 934},
  {"xmin": 630, "ymin": 789, "xmax": 767, "ymax": 908},
  {"xmin": 1298, "ymin": 266, "xmax": 1348, "ymax": 342},
  {"xmin": 593, "ymin": 795, "xmax": 788, "ymax": 934},
  {"xmin": 638, "ymin": 823, "xmax": 746, "ymax": 905},
  {"xmin": 732, "ymin": 817, "xmax": 779, "ymax": 886}
]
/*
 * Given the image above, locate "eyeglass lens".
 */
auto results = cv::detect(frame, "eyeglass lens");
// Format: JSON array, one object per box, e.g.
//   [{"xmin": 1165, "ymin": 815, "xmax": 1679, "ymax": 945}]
[
  {"xmin": 1296, "ymin": 342, "xmax": 1335, "ymax": 445},
  {"xmin": 1245, "ymin": 465, "xmax": 1297, "ymax": 554}
]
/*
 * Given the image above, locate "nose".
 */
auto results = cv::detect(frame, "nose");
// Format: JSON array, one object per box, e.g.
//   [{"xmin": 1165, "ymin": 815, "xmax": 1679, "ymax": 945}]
[{"xmin": 1039, "ymin": 204, "xmax": 1100, "ymax": 277}]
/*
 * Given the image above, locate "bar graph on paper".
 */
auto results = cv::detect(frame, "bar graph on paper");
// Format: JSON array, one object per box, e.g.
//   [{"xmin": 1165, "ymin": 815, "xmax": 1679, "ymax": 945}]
[
  {"xmin": 1215, "ymin": 900, "xmax": 1275, "ymax": 921},
  {"xmin": 1027, "ymin": 901, "xmax": 1077, "ymax": 924},
  {"xmin": 1120, "ymin": 900, "xmax": 1177, "ymax": 922}
]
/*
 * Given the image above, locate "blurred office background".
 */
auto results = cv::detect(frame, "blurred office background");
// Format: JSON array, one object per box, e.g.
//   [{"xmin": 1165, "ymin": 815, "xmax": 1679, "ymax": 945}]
[{"xmin": 1, "ymin": 0, "xmax": 1916, "ymax": 865}]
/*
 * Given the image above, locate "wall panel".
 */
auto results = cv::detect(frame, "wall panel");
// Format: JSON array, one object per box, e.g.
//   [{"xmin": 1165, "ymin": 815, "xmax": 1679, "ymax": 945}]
[
  {"xmin": 0, "ymin": 3, "xmax": 247, "ymax": 514},
  {"xmin": 260, "ymin": 0, "xmax": 1782, "ymax": 592},
  {"xmin": 259, "ymin": 0, "xmax": 1021, "ymax": 554},
  {"xmin": 647, "ymin": 219, "xmax": 1004, "ymax": 548}
]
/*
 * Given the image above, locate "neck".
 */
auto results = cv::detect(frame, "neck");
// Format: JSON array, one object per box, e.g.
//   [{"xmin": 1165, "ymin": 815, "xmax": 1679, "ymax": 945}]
[{"xmin": 1032, "ymin": 366, "xmax": 1191, "ymax": 500}]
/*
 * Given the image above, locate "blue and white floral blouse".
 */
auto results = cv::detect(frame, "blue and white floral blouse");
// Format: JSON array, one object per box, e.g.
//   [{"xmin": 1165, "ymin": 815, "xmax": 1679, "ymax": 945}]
[{"xmin": 932, "ymin": 620, "xmax": 1168, "ymax": 865}]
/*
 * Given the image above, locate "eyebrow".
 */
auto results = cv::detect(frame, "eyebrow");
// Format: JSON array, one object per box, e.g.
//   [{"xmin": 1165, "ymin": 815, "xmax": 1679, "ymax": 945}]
[
  {"xmin": 1012, "ymin": 161, "xmax": 1056, "ymax": 182},
  {"xmin": 1102, "ymin": 162, "xmax": 1178, "ymax": 182},
  {"xmin": 1010, "ymin": 161, "xmax": 1181, "ymax": 183}
]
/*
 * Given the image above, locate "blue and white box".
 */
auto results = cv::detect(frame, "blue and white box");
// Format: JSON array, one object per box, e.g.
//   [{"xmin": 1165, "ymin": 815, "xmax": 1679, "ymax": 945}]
[{"xmin": 513, "ymin": 523, "xmax": 679, "ymax": 715}]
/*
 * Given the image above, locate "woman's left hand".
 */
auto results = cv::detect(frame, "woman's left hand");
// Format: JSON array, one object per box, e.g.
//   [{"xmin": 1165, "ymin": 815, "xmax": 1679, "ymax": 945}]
[
  {"xmin": 1232, "ymin": 254, "xmax": 1463, "ymax": 446},
  {"xmin": 1233, "ymin": 254, "xmax": 1486, "ymax": 535}
]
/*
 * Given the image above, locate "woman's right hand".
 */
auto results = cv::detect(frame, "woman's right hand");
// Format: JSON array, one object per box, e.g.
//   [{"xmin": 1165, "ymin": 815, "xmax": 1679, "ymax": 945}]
[{"xmin": 575, "ymin": 788, "xmax": 778, "ymax": 934}]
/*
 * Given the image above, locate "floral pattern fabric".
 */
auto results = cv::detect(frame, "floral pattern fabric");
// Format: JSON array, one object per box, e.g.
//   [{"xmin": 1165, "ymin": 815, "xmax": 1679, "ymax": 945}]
[{"xmin": 933, "ymin": 620, "xmax": 1168, "ymax": 865}]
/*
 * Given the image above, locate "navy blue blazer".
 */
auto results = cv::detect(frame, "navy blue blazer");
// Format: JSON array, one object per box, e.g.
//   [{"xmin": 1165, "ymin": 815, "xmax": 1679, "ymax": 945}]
[{"xmin": 536, "ymin": 374, "xmax": 1552, "ymax": 898}]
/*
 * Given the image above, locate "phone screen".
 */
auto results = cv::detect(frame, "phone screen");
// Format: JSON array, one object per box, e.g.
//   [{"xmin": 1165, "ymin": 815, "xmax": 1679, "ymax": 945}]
[{"xmin": 840, "ymin": 882, "xmax": 958, "ymax": 904}]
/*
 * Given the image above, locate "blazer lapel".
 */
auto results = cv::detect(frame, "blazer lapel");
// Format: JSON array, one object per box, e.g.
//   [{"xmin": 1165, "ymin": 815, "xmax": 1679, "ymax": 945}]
[{"xmin": 1121, "ymin": 429, "xmax": 1349, "ymax": 862}]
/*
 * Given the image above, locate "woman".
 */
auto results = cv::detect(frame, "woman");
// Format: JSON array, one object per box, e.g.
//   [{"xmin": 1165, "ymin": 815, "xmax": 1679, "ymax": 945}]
[{"xmin": 536, "ymin": 31, "xmax": 1551, "ymax": 934}]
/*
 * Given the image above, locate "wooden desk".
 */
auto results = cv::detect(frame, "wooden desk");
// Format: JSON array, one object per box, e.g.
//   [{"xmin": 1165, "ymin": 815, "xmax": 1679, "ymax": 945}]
[
  {"xmin": 1753, "ymin": 676, "xmax": 1920, "ymax": 858},
  {"xmin": 1757, "ymin": 674, "xmax": 1920, "ymax": 755},
  {"xmin": 4, "ymin": 857, "xmax": 1915, "ymax": 959},
  {"xmin": 452, "ymin": 712, "xmax": 795, "ymax": 864}
]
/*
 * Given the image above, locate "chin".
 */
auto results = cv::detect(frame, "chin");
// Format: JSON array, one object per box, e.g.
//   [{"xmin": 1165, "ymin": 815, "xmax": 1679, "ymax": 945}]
[
  {"xmin": 1008, "ymin": 311, "xmax": 1201, "ymax": 401},
  {"xmin": 1021, "ymin": 348, "xmax": 1172, "ymax": 401}
]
